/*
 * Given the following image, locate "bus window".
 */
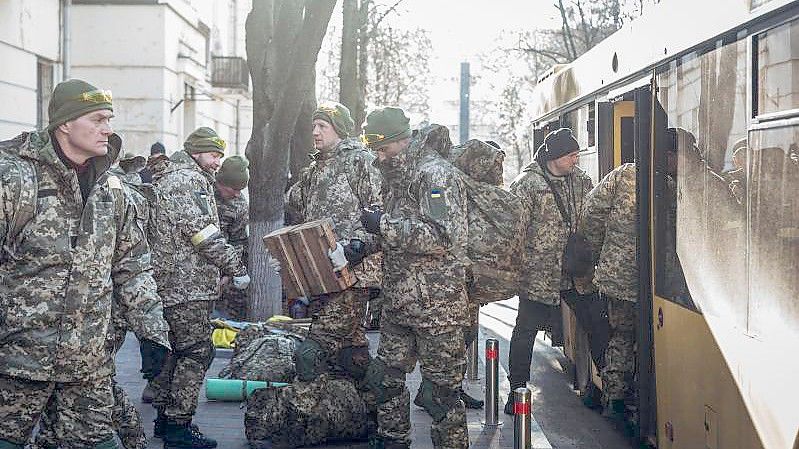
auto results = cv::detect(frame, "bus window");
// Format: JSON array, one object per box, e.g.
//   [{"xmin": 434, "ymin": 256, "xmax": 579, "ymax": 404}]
[
  {"xmin": 755, "ymin": 18, "xmax": 799, "ymax": 117},
  {"xmin": 653, "ymin": 36, "xmax": 749, "ymax": 321},
  {"xmin": 747, "ymin": 124, "xmax": 799, "ymax": 338}
]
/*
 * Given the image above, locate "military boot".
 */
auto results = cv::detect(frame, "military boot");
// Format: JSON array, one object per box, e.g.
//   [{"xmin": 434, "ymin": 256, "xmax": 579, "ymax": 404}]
[
  {"xmin": 369, "ymin": 437, "xmax": 409, "ymax": 449},
  {"xmin": 153, "ymin": 412, "xmax": 167, "ymax": 439},
  {"xmin": 162, "ymin": 421, "xmax": 217, "ymax": 449},
  {"xmin": 503, "ymin": 382, "xmax": 527, "ymax": 415},
  {"xmin": 459, "ymin": 388, "xmax": 484, "ymax": 409},
  {"xmin": 141, "ymin": 382, "xmax": 155, "ymax": 404}
]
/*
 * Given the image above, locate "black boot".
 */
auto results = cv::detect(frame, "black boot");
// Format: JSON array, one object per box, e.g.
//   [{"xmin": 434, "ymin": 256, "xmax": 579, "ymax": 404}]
[
  {"xmin": 162, "ymin": 421, "xmax": 217, "ymax": 449},
  {"xmin": 460, "ymin": 388, "xmax": 484, "ymax": 409},
  {"xmin": 153, "ymin": 412, "xmax": 167, "ymax": 439},
  {"xmin": 504, "ymin": 381, "xmax": 527, "ymax": 415}
]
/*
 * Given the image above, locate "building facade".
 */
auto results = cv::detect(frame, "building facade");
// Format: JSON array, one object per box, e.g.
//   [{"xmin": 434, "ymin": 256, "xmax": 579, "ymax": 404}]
[{"xmin": 0, "ymin": 0, "xmax": 253, "ymax": 157}]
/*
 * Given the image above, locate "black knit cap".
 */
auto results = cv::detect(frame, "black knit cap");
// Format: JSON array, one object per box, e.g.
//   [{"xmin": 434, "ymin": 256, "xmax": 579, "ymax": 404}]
[{"xmin": 536, "ymin": 128, "xmax": 580, "ymax": 162}]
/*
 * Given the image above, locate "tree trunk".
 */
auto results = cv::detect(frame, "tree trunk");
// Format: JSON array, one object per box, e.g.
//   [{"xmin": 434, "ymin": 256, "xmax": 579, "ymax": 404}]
[
  {"xmin": 245, "ymin": 0, "xmax": 337, "ymax": 320},
  {"xmin": 290, "ymin": 72, "xmax": 316, "ymax": 184},
  {"xmin": 340, "ymin": 0, "xmax": 358, "ymax": 113},
  {"xmin": 354, "ymin": 0, "xmax": 370, "ymax": 132}
]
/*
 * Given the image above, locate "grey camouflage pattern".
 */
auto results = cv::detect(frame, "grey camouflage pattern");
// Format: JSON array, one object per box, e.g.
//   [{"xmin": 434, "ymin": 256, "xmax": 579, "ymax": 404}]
[
  {"xmin": 0, "ymin": 131, "xmax": 169, "ymax": 383},
  {"xmin": 245, "ymin": 374, "xmax": 370, "ymax": 448},
  {"xmin": 218, "ymin": 329, "xmax": 297, "ymax": 383},
  {"xmin": 579, "ymin": 163, "xmax": 638, "ymax": 301},
  {"xmin": 215, "ymin": 186, "xmax": 250, "ymax": 319},
  {"xmin": 373, "ymin": 125, "xmax": 469, "ymax": 449},
  {"xmin": 286, "ymin": 137, "xmax": 383, "ymax": 287},
  {"xmin": 34, "ymin": 381, "xmax": 146, "ymax": 449},
  {"xmin": 375, "ymin": 319, "xmax": 468, "ymax": 449},
  {"xmin": 149, "ymin": 150, "xmax": 244, "ymax": 307},
  {"xmin": 601, "ymin": 297, "xmax": 635, "ymax": 400},
  {"xmin": 0, "ymin": 374, "xmax": 115, "ymax": 448},
  {"xmin": 307, "ymin": 288, "xmax": 371, "ymax": 354},
  {"xmin": 151, "ymin": 301, "xmax": 214, "ymax": 422},
  {"xmin": 509, "ymin": 161, "xmax": 593, "ymax": 305}
]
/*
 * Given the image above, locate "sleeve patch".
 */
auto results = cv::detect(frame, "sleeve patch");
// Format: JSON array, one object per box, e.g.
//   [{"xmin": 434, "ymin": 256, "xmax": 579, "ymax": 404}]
[{"xmin": 427, "ymin": 186, "xmax": 447, "ymax": 220}]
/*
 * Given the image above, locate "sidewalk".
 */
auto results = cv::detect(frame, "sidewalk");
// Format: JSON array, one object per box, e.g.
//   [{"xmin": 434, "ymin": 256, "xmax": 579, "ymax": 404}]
[{"xmin": 114, "ymin": 327, "xmax": 551, "ymax": 449}]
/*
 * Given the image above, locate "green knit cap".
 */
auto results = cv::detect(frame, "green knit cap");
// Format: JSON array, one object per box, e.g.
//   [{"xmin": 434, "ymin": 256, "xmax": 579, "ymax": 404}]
[
  {"xmin": 216, "ymin": 155, "xmax": 249, "ymax": 190},
  {"xmin": 361, "ymin": 107, "xmax": 411, "ymax": 148},
  {"xmin": 47, "ymin": 79, "xmax": 113, "ymax": 131},
  {"xmin": 184, "ymin": 127, "xmax": 226, "ymax": 155},
  {"xmin": 313, "ymin": 102, "xmax": 355, "ymax": 138}
]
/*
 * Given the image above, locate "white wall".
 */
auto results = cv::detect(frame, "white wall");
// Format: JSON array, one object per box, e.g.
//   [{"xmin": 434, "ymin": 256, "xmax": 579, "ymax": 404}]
[
  {"xmin": 0, "ymin": 0, "xmax": 61, "ymax": 137},
  {"xmin": 71, "ymin": 1, "xmax": 252, "ymax": 157}
]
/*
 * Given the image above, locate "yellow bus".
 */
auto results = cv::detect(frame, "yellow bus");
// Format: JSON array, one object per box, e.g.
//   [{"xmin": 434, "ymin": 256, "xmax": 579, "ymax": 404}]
[{"xmin": 529, "ymin": 1, "xmax": 799, "ymax": 447}]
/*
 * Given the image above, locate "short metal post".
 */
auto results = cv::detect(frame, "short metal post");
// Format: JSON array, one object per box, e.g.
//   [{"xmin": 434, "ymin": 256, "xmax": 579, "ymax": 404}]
[
  {"xmin": 483, "ymin": 338, "xmax": 502, "ymax": 426},
  {"xmin": 466, "ymin": 339, "xmax": 479, "ymax": 381},
  {"xmin": 513, "ymin": 387, "xmax": 532, "ymax": 449}
]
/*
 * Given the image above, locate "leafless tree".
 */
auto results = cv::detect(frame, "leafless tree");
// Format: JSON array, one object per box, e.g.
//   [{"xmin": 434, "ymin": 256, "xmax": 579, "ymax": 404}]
[{"xmin": 245, "ymin": 0, "xmax": 337, "ymax": 320}]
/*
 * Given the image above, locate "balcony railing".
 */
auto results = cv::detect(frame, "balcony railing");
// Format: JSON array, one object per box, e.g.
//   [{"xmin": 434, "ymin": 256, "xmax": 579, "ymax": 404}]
[{"xmin": 211, "ymin": 56, "xmax": 250, "ymax": 90}]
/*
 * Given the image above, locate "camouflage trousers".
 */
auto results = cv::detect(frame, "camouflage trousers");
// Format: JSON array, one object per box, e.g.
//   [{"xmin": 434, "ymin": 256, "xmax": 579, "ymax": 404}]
[
  {"xmin": 34, "ymin": 381, "xmax": 146, "ymax": 449},
  {"xmin": 307, "ymin": 288, "xmax": 369, "ymax": 355},
  {"xmin": 601, "ymin": 296, "xmax": 636, "ymax": 400},
  {"xmin": 375, "ymin": 319, "xmax": 468, "ymax": 449},
  {"xmin": 218, "ymin": 283, "xmax": 249, "ymax": 321},
  {"xmin": 0, "ymin": 374, "xmax": 116, "ymax": 449},
  {"xmin": 152, "ymin": 300, "xmax": 215, "ymax": 423}
]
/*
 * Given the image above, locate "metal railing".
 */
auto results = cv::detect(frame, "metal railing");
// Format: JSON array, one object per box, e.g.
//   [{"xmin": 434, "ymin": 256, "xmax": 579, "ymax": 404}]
[{"xmin": 211, "ymin": 56, "xmax": 250, "ymax": 90}]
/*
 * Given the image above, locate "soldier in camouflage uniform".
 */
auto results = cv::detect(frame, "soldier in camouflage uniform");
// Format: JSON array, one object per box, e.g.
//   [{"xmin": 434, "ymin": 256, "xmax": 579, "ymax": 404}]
[
  {"xmin": 0, "ymin": 79, "xmax": 170, "ymax": 449},
  {"xmin": 34, "ymin": 149, "xmax": 154, "ymax": 449},
  {"xmin": 214, "ymin": 155, "xmax": 250, "ymax": 320},
  {"xmin": 579, "ymin": 163, "xmax": 638, "ymax": 420},
  {"xmin": 148, "ymin": 127, "xmax": 249, "ymax": 449},
  {"xmin": 285, "ymin": 102, "xmax": 382, "ymax": 382},
  {"xmin": 505, "ymin": 128, "xmax": 593, "ymax": 414},
  {"xmin": 360, "ymin": 108, "xmax": 469, "ymax": 449}
]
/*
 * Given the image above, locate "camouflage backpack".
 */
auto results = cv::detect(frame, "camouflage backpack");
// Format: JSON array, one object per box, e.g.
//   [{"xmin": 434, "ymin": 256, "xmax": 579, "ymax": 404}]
[
  {"xmin": 0, "ymin": 134, "xmax": 38, "ymax": 263},
  {"xmin": 0, "ymin": 133, "xmax": 128, "ymax": 264},
  {"xmin": 414, "ymin": 125, "xmax": 531, "ymax": 304}
]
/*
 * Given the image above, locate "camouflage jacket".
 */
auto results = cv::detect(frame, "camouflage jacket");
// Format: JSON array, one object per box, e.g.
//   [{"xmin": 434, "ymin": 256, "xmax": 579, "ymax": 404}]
[
  {"xmin": 286, "ymin": 138, "xmax": 382, "ymax": 287},
  {"xmin": 149, "ymin": 150, "xmax": 244, "ymax": 307},
  {"xmin": 377, "ymin": 136, "xmax": 470, "ymax": 329},
  {"xmin": 0, "ymin": 132, "xmax": 170, "ymax": 382},
  {"xmin": 509, "ymin": 161, "xmax": 593, "ymax": 305},
  {"xmin": 214, "ymin": 186, "xmax": 249, "ymax": 263},
  {"xmin": 579, "ymin": 163, "xmax": 638, "ymax": 301}
]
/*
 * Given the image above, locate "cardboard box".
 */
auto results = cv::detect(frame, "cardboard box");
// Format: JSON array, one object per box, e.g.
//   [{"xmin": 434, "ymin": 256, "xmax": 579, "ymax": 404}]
[{"xmin": 263, "ymin": 218, "xmax": 356, "ymax": 299}]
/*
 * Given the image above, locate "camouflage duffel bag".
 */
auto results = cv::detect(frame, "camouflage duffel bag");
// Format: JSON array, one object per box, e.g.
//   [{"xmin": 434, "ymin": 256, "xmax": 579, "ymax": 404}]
[
  {"xmin": 245, "ymin": 374, "xmax": 371, "ymax": 448},
  {"xmin": 218, "ymin": 325, "xmax": 298, "ymax": 382}
]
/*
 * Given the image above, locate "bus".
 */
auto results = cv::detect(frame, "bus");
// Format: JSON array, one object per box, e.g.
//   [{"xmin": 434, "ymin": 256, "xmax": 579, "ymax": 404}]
[{"xmin": 528, "ymin": 1, "xmax": 799, "ymax": 448}]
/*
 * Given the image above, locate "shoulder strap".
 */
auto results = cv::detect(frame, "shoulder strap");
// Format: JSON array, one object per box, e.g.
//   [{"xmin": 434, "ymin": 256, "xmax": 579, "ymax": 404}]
[
  {"xmin": 2, "ymin": 155, "xmax": 38, "ymax": 260},
  {"xmin": 541, "ymin": 170, "xmax": 571, "ymax": 228}
]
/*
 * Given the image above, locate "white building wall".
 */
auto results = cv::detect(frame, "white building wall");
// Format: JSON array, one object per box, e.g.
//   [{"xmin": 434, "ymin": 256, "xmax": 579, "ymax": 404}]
[
  {"xmin": 71, "ymin": 0, "xmax": 252, "ymax": 157},
  {"xmin": 0, "ymin": 0, "xmax": 61, "ymax": 137}
]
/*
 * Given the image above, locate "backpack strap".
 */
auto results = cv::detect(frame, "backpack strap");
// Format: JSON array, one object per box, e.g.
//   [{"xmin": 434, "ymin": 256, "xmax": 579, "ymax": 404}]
[
  {"xmin": 1, "ymin": 155, "xmax": 38, "ymax": 262},
  {"xmin": 541, "ymin": 170, "xmax": 572, "ymax": 230}
]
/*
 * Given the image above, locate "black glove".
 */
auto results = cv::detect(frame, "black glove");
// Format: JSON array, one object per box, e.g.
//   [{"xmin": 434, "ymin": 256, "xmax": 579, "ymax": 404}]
[
  {"xmin": 360, "ymin": 207, "xmax": 383, "ymax": 235},
  {"xmin": 140, "ymin": 339, "xmax": 169, "ymax": 379},
  {"xmin": 343, "ymin": 239, "xmax": 366, "ymax": 266}
]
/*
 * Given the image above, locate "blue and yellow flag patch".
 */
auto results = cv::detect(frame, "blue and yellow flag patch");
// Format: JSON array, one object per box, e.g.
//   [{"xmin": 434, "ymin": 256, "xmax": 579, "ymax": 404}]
[{"xmin": 427, "ymin": 186, "xmax": 447, "ymax": 219}]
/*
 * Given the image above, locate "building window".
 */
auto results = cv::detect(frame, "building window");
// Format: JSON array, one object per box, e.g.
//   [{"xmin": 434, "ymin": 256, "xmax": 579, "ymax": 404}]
[{"xmin": 37, "ymin": 59, "xmax": 54, "ymax": 129}]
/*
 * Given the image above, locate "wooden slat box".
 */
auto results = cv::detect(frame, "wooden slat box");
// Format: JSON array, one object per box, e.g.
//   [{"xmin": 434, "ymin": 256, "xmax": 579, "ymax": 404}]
[{"xmin": 263, "ymin": 218, "xmax": 356, "ymax": 299}]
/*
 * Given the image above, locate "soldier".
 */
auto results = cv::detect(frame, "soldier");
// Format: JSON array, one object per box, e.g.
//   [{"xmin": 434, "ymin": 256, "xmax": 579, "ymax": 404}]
[
  {"xmin": 505, "ymin": 127, "xmax": 593, "ymax": 414},
  {"xmin": 34, "ymin": 148, "xmax": 156, "ymax": 449},
  {"xmin": 578, "ymin": 163, "xmax": 638, "ymax": 422},
  {"xmin": 285, "ymin": 102, "xmax": 382, "ymax": 382},
  {"xmin": 214, "ymin": 155, "xmax": 251, "ymax": 320},
  {"xmin": 360, "ymin": 107, "xmax": 470, "ymax": 449},
  {"xmin": 0, "ymin": 79, "xmax": 171, "ymax": 449},
  {"xmin": 148, "ymin": 127, "xmax": 249, "ymax": 449}
]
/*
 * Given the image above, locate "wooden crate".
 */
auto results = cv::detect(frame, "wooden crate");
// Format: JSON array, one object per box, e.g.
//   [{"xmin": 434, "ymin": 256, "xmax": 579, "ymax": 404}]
[{"xmin": 263, "ymin": 218, "xmax": 356, "ymax": 299}]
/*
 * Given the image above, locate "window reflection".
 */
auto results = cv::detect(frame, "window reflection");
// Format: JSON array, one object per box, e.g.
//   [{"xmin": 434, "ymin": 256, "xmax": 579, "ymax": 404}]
[
  {"xmin": 757, "ymin": 18, "xmax": 799, "ymax": 116},
  {"xmin": 654, "ymin": 38, "xmax": 749, "ymax": 321}
]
